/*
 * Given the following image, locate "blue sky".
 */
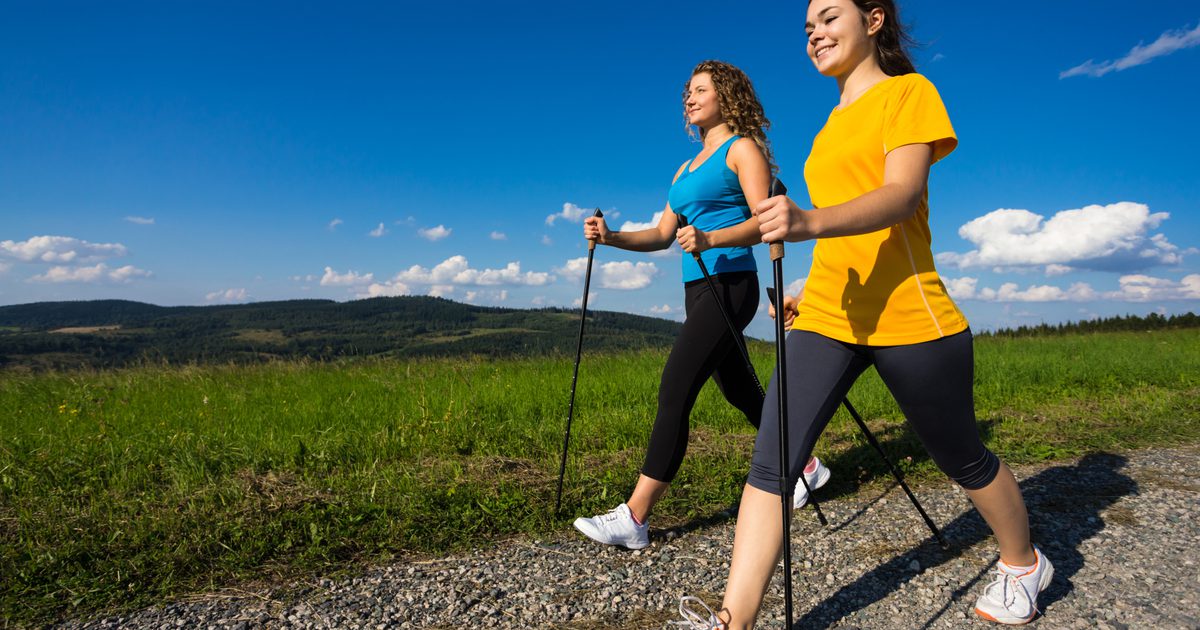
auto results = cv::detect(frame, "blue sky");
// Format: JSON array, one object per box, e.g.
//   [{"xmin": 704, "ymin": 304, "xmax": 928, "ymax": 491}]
[{"xmin": 2, "ymin": 1, "xmax": 1197, "ymax": 338}]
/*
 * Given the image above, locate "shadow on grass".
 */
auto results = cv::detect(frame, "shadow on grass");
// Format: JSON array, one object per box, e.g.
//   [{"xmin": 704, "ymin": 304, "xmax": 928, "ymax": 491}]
[{"xmin": 788, "ymin": 452, "xmax": 1135, "ymax": 629}]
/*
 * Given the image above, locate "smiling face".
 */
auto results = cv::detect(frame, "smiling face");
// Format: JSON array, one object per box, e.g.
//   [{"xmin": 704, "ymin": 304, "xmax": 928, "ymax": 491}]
[
  {"xmin": 684, "ymin": 72, "xmax": 723, "ymax": 129},
  {"xmin": 805, "ymin": 0, "xmax": 883, "ymax": 77}
]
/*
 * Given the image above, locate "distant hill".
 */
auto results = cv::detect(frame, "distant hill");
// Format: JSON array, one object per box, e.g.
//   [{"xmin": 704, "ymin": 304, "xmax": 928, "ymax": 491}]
[{"xmin": 0, "ymin": 297, "xmax": 682, "ymax": 370}]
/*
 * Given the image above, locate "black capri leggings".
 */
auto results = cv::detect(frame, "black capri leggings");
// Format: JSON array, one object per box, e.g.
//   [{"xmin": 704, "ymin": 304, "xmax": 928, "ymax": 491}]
[
  {"xmin": 641, "ymin": 271, "xmax": 762, "ymax": 483},
  {"xmin": 747, "ymin": 329, "xmax": 1000, "ymax": 495}
]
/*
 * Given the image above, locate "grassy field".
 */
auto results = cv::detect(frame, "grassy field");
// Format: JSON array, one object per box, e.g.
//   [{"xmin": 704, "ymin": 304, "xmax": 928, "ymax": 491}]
[{"xmin": 1, "ymin": 329, "xmax": 1198, "ymax": 624}]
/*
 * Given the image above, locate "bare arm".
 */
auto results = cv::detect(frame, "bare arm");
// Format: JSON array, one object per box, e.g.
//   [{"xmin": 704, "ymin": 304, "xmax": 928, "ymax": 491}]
[
  {"xmin": 676, "ymin": 138, "xmax": 771, "ymax": 253},
  {"xmin": 755, "ymin": 142, "xmax": 933, "ymax": 243}
]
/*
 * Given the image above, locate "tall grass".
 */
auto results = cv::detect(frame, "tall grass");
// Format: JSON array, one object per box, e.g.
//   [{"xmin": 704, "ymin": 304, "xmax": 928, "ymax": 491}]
[{"xmin": 1, "ymin": 329, "xmax": 1197, "ymax": 624}]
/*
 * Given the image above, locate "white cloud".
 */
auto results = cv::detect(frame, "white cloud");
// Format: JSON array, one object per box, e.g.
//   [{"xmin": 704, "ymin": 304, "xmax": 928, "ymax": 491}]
[
  {"xmin": 620, "ymin": 211, "xmax": 664, "ymax": 232},
  {"xmin": 649, "ymin": 304, "xmax": 674, "ymax": 314},
  {"xmin": 1061, "ymin": 22, "xmax": 1200, "ymax": 78},
  {"xmin": 429, "ymin": 285, "xmax": 454, "ymax": 297},
  {"xmin": 328, "ymin": 218, "xmax": 343, "ymax": 230},
  {"xmin": 531, "ymin": 296, "xmax": 546, "ymax": 306},
  {"xmin": 572, "ymin": 291, "xmax": 598, "ymax": 308},
  {"xmin": 560, "ymin": 257, "xmax": 657, "ymax": 289},
  {"xmin": 546, "ymin": 202, "xmax": 589, "ymax": 226},
  {"xmin": 599, "ymin": 260, "xmax": 658, "ymax": 290},
  {"xmin": 206, "ymin": 288, "xmax": 248, "ymax": 303},
  {"xmin": 944, "ymin": 274, "xmax": 1200, "ymax": 303},
  {"xmin": 1, "ymin": 235, "xmax": 127, "ymax": 264},
  {"xmin": 937, "ymin": 202, "xmax": 1182, "ymax": 272},
  {"xmin": 357, "ymin": 280, "xmax": 410, "ymax": 298},
  {"xmin": 541, "ymin": 235, "xmax": 553, "ymax": 246},
  {"xmin": 369, "ymin": 223, "xmax": 388, "ymax": 238},
  {"xmin": 28, "ymin": 263, "xmax": 151, "ymax": 284},
  {"xmin": 419, "ymin": 225, "xmax": 451, "ymax": 241},
  {"xmin": 490, "ymin": 231, "xmax": 507, "ymax": 241},
  {"xmin": 1045, "ymin": 264, "xmax": 1073, "ymax": 277},
  {"xmin": 785, "ymin": 277, "xmax": 807, "ymax": 299},
  {"xmin": 0, "ymin": 262, "xmax": 10, "ymax": 274},
  {"xmin": 1108, "ymin": 274, "xmax": 1200, "ymax": 302},
  {"xmin": 124, "ymin": 216, "xmax": 155, "ymax": 225},
  {"xmin": 29, "ymin": 264, "xmax": 107, "ymax": 283},
  {"xmin": 392, "ymin": 255, "xmax": 551, "ymax": 288},
  {"xmin": 320, "ymin": 266, "xmax": 374, "ymax": 286},
  {"xmin": 108, "ymin": 265, "xmax": 152, "ymax": 283},
  {"xmin": 464, "ymin": 289, "xmax": 508, "ymax": 304}
]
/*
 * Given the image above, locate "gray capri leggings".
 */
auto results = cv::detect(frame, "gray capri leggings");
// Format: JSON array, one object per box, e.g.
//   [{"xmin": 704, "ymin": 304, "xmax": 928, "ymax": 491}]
[{"xmin": 747, "ymin": 328, "xmax": 1000, "ymax": 495}]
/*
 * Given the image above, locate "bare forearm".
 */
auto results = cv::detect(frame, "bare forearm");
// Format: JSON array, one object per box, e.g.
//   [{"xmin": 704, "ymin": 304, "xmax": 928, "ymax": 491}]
[
  {"xmin": 807, "ymin": 182, "xmax": 923, "ymax": 239},
  {"xmin": 606, "ymin": 228, "xmax": 673, "ymax": 252},
  {"xmin": 705, "ymin": 217, "xmax": 763, "ymax": 249}
]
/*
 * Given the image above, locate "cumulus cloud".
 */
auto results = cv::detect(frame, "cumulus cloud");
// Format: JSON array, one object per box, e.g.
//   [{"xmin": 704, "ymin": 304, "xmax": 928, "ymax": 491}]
[
  {"xmin": 649, "ymin": 304, "xmax": 674, "ymax": 314},
  {"xmin": 418, "ymin": 225, "xmax": 451, "ymax": 241},
  {"xmin": 369, "ymin": 223, "xmax": 388, "ymax": 237},
  {"xmin": 558, "ymin": 257, "xmax": 658, "ymax": 290},
  {"xmin": 1, "ymin": 235, "xmax": 127, "ymax": 264},
  {"xmin": 620, "ymin": 211, "xmax": 664, "ymax": 232},
  {"xmin": 206, "ymin": 288, "xmax": 248, "ymax": 303},
  {"xmin": 28, "ymin": 263, "xmax": 151, "ymax": 284},
  {"xmin": 320, "ymin": 266, "xmax": 374, "ymax": 286},
  {"xmin": 541, "ymin": 235, "xmax": 553, "ymax": 246},
  {"xmin": 108, "ymin": 265, "xmax": 152, "ymax": 283},
  {"xmin": 357, "ymin": 280, "xmax": 410, "ymax": 298},
  {"xmin": 328, "ymin": 218, "xmax": 343, "ymax": 230},
  {"xmin": 124, "ymin": 216, "xmax": 155, "ymax": 225},
  {"xmin": 546, "ymin": 202, "xmax": 589, "ymax": 226},
  {"xmin": 945, "ymin": 274, "xmax": 1200, "ymax": 303},
  {"xmin": 936, "ymin": 202, "xmax": 1184, "ymax": 273},
  {"xmin": 393, "ymin": 255, "xmax": 551, "ymax": 288},
  {"xmin": 490, "ymin": 231, "xmax": 507, "ymax": 241},
  {"xmin": 1061, "ymin": 22, "xmax": 1200, "ymax": 78}
]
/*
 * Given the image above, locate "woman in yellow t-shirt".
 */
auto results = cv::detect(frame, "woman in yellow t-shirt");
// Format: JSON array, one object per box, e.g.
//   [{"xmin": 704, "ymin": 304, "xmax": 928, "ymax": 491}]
[{"xmin": 674, "ymin": 1, "xmax": 1055, "ymax": 627}]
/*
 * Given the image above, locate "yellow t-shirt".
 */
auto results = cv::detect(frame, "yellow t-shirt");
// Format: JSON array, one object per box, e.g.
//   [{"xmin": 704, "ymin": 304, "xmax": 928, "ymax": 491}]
[{"xmin": 796, "ymin": 73, "xmax": 968, "ymax": 346}]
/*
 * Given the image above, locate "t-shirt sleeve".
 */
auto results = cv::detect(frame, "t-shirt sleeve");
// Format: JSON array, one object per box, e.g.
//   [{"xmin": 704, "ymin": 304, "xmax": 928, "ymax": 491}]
[{"xmin": 883, "ymin": 74, "xmax": 957, "ymax": 163}]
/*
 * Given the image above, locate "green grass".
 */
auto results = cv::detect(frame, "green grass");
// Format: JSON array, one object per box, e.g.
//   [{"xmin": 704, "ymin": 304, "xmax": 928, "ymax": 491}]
[{"xmin": 1, "ymin": 329, "xmax": 1198, "ymax": 624}]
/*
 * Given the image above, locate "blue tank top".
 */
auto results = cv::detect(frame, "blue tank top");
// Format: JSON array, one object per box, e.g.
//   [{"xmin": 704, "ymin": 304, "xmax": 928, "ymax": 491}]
[{"xmin": 667, "ymin": 135, "xmax": 758, "ymax": 283}]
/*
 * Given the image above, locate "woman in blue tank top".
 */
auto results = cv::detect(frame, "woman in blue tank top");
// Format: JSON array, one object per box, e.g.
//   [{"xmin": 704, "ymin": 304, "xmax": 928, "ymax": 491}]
[{"xmin": 572, "ymin": 61, "xmax": 831, "ymax": 550}]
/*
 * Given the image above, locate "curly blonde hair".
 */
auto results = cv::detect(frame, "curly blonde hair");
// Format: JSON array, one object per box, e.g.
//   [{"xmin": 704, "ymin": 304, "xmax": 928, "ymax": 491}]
[{"xmin": 683, "ymin": 60, "xmax": 777, "ymax": 173}]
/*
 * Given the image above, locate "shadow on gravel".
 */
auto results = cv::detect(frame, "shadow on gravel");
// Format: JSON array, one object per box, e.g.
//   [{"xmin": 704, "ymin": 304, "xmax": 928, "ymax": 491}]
[{"xmin": 790, "ymin": 452, "xmax": 1136, "ymax": 629}]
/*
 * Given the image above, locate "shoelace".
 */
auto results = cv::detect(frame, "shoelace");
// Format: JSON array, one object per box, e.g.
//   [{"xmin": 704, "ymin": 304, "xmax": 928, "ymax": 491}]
[
  {"xmin": 598, "ymin": 508, "xmax": 622, "ymax": 522},
  {"xmin": 667, "ymin": 595, "xmax": 726, "ymax": 630},
  {"xmin": 983, "ymin": 570, "xmax": 1037, "ymax": 617}
]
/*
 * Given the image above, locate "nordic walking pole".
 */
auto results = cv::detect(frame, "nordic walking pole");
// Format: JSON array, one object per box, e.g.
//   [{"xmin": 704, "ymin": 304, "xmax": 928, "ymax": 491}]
[
  {"xmin": 841, "ymin": 398, "xmax": 948, "ymax": 548},
  {"xmin": 676, "ymin": 204, "xmax": 828, "ymax": 531},
  {"xmin": 555, "ymin": 208, "xmax": 604, "ymax": 514},
  {"xmin": 766, "ymin": 181, "xmax": 946, "ymax": 553},
  {"xmin": 766, "ymin": 177, "xmax": 797, "ymax": 629}
]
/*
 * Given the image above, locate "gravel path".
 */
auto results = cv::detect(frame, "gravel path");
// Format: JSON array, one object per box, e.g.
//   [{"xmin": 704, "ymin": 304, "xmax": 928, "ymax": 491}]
[{"xmin": 58, "ymin": 447, "xmax": 1199, "ymax": 629}]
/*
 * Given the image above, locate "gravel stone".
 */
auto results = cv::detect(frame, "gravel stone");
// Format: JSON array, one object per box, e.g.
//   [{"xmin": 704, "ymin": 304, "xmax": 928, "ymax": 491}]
[{"xmin": 52, "ymin": 447, "xmax": 1200, "ymax": 629}]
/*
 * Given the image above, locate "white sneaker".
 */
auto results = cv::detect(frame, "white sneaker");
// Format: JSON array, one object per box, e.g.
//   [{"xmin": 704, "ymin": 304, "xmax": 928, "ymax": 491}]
[
  {"xmin": 668, "ymin": 595, "xmax": 726, "ymax": 629},
  {"xmin": 572, "ymin": 503, "xmax": 649, "ymax": 550},
  {"xmin": 793, "ymin": 456, "xmax": 832, "ymax": 509},
  {"xmin": 974, "ymin": 546, "xmax": 1054, "ymax": 624}
]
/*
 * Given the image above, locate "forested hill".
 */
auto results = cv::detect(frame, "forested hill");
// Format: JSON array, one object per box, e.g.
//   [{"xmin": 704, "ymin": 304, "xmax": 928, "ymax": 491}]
[{"xmin": 0, "ymin": 297, "xmax": 681, "ymax": 370}]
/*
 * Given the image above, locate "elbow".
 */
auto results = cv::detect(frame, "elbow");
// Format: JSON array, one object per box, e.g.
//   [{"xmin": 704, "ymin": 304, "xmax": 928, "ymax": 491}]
[{"xmin": 892, "ymin": 183, "xmax": 926, "ymax": 223}]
